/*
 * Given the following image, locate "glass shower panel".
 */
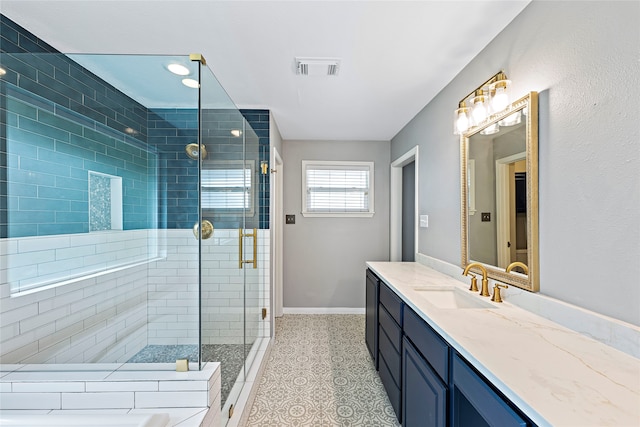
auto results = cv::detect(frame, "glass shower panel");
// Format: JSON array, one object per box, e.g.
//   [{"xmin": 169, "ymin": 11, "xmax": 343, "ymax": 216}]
[
  {"xmin": 242, "ymin": 120, "xmax": 261, "ymax": 376},
  {"xmin": 197, "ymin": 61, "xmax": 258, "ymax": 416},
  {"xmin": 1, "ymin": 48, "xmax": 265, "ymax": 422}
]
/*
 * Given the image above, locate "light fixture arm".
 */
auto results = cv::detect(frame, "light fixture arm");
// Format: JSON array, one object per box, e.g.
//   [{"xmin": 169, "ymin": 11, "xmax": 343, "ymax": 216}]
[{"xmin": 457, "ymin": 70, "xmax": 507, "ymax": 108}]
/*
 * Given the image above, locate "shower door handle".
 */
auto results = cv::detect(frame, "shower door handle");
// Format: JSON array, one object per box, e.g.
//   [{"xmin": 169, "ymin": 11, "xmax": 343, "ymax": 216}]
[{"xmin": 239, "ymin": 228, "xmax": 257, "ymax": 269}]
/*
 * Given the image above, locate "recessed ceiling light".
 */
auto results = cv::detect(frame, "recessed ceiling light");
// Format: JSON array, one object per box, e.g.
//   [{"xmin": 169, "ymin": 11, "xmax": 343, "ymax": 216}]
[
  {"xmin": 182, "ymin": 78, "xmax": 199, "ymax": 89},
  {"xmin": 167, "ymin": 63, "xmax": 190, "ymax": 76}
]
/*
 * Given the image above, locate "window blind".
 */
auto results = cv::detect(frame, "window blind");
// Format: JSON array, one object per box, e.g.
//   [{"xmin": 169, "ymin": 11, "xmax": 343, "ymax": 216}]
[
  {"xmin": 303, "ymin": 161, "xmax": 374, "ymax": 215},
  {"xmin": 201, "ymin": 167, "xmax": 252, "ymax": 210}
]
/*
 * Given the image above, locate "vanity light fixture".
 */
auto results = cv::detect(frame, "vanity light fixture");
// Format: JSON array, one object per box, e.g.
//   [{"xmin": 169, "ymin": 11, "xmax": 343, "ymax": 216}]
[
  {"xmin": 480, "ymin": 123, "xmax": 500, "ymax": 135},
  {"xmin": 167, "ymin": 63, "xmax": 190, "ymax": 76},
  {"xmin": 230, "ymin": 129, "xmax": 242, "ymax": 137},
  {"xmin": 498, "ymin": 110, "xmax": 522, "ymax": 127},
  {"xmin": 0, "ymin": 67, "xmax": 6, "ymax": 77},
  {"xmin": 453, "ymin": 70, "xmax": 512, "ymax": 135}
]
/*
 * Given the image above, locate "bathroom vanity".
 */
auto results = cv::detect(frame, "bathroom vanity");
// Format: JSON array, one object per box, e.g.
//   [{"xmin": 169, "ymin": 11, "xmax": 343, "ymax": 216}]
[{"xmin": 365, "ymin": 262, "xmax": 640, "ymax": 427}]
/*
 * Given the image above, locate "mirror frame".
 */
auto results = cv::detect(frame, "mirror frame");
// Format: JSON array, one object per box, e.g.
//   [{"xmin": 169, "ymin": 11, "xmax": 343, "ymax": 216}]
[{"xmin": 460, "ymin": 91, "xmax": 539, "ymax": 292}]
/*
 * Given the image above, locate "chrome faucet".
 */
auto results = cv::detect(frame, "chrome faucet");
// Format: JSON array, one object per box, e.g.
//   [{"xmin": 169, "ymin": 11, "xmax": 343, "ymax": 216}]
[{"xmin": 463, "ymin": 262, "xmax": 490, "ymax": 297}]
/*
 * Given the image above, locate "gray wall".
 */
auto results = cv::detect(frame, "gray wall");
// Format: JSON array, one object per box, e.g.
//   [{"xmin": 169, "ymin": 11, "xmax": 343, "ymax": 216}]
[
  {"xmin": 391, "ymin": 1, "xmax": 640, "ymax": 325},
  {"xmin": 282, "ymin": 140, "xmax": 390, "ymax": 309}
]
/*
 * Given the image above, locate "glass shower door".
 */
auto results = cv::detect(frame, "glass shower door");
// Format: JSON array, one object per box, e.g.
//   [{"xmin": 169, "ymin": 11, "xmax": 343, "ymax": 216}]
[{"xmin": 197, "ymin": 59, "xmax": 262, "ymax": 423}]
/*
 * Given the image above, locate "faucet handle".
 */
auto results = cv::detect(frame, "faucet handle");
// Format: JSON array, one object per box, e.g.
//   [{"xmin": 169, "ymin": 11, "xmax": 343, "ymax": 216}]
[
  {"xmin": 468, "ymin": 273, "xmax": 478, "ymax": 292},
  {"xmin": 491, "ymin": 284, "xmax": 508, "ymax": 303}
]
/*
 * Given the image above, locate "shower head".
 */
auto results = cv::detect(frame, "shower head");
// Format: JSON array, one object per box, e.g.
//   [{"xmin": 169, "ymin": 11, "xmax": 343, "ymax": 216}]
[{"xmin": 185, "ymin": 143, "xmax": 207, "ymax": 160}]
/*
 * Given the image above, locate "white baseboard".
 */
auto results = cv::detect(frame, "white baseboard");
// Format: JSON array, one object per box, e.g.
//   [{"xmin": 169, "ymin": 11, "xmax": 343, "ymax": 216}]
[{"xmin": 282, "ymin": 307, "xmax": 366, "ymax": 315}]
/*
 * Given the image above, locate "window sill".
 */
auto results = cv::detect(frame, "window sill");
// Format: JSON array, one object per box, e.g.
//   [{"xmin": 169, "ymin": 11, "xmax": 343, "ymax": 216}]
[{"xmin": 301, "ymin": 212, "xmax": 375, "ymax": 218}]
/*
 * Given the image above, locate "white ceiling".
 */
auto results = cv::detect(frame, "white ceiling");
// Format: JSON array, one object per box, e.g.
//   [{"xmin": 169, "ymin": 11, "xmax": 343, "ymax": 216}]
[{"xmin": 1, "ymin": 1, "xmax": 530, "ymax": 141}]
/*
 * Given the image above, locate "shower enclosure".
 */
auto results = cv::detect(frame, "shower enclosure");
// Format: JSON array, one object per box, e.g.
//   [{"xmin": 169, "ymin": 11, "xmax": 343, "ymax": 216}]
[{"xmin": 0, "ymin": 48, "xmax": 269, "ymax": 423}]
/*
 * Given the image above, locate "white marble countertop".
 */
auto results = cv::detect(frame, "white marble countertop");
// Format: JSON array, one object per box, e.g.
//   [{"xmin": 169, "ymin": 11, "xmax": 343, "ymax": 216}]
[{"xmin": 366, "ymin": 262, "xmax": 640, "ymax": 427}]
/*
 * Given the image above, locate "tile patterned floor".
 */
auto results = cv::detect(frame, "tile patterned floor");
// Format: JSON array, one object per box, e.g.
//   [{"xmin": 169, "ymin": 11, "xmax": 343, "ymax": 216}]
[{"xmin": 246, "ymin": 314, "xmax": 400, "ymax": 426}]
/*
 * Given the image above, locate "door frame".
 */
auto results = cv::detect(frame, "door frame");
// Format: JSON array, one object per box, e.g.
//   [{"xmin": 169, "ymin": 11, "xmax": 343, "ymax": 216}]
[
  {"xmin": 495, "ymin": 152, "xmax": 525, "ymax": 268},
  {"xmin": 390, "ymin": 146, "xmax": 419, "ymax": 262}
]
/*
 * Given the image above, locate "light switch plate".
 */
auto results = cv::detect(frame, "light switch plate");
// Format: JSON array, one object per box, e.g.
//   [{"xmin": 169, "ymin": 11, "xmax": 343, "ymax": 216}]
[{"xmin": 420, "ymin": 215, "xmax": 429, "ymax": 228}]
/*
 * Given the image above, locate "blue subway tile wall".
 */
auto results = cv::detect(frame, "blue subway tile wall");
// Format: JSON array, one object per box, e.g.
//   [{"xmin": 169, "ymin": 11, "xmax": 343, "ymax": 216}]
[
  {"xmin": 149, "ymin": 108, "xmax": 269, "ymax": 230},
  {"xmin": 2, "ymin": 84, "xmax": 155, "ymax": 237},
  {"xmin": 0, "ymin": 14, "xmax": 270, "ymax": 237},
  {"xmin": 1, "ymin": 15, "xmax": 152, "ymax": 237},
  {"xmin": 240, "ymin": 109, "xmax": 270, "ymax": 230},
  {"xmin": 147, "ymin": 108, "xmax": 199, "ymax": 230}
]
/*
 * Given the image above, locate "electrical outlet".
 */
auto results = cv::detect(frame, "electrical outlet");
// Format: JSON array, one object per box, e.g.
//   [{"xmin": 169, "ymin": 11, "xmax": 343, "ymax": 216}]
[
  {"xmin": 420, "ymin": 215, "xmax": 429, "ymax": 228},
  {"xmin": 481, "ymin": 212, "xmax": 491, "ymax": 222},
  {"xmin": 286, "ymin": 214, "xmax": 296, "ymax": 224}
]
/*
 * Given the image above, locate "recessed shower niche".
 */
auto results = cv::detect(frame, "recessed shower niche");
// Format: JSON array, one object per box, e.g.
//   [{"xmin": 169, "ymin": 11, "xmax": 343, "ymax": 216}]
[{"xmin": 89, "ymin": 171, "xmax": 123, "ymax": 231}]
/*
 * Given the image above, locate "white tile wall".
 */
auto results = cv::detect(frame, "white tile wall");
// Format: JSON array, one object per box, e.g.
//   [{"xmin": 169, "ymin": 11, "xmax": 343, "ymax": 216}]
[
  {"xmin": 3, "ymin": 230, "xmax": 158, "ymax": 294},
  {"xmin": 0, "ymin": 362, "xmax": 221, "ymax": 423},
  {"xmin": 62, "ymin": 392, "xmax": 135, "ymax": 409},
  {"xmin": 1, "ymin": 227, "xmax": 271, "ymax": 364},
  {"xmin": 1, "ymin": 231, "xmax": 150, "ymax": 364},
  {"xmin": 147, "ymin": 229, "xmax": 270, "ymax": 346},
  {"xmin": 0, "ymin": 392, "xmax": 61, "ymax": 410}
]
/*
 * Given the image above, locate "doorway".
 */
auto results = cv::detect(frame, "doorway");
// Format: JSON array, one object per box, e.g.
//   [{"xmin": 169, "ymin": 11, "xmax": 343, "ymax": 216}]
[
  {"xmin": 495, "ymin": 152, "xmax": 527, "ymax": 268},
  {"xmin": 390, "ymin": 146, "xmax": 419, "ymax": 262},
  {"xmin": 402, "ymin": 162, "xmax": 415, "ymax": 262}
]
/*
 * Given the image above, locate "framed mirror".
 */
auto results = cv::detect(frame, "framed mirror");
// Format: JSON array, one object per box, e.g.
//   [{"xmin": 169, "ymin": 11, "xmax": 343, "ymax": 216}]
[{"xmin": 460, "ymin": 92, "xmax": 539, "ymax": 292}]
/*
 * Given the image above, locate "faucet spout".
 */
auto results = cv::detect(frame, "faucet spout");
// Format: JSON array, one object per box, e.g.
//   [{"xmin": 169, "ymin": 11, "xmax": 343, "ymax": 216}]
[
  {"xmin": 463, "ymin": 262, "xmax": 490, "ymax": 297},
  {"xmin": 506, "ymin": 261, "xmax": 529, "ymax": 275}
]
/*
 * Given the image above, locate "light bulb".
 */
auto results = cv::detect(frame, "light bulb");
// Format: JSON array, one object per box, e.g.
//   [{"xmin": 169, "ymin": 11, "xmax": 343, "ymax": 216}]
[
  {"xmin": 490, "ymin": 77, "xmax": 511, "ymax": 113},
  {"xmin": 453, "ymin": 105, "xmax": 470, "ymax": 135},
  {"xmin": 471, "ymin": 92, "xmax": 488, "ymax": 125},
  {"xmin": 499, "ymin": 111, "xmax": 521, "ymax": 127},
  {"xmin": 492, "ymin": 86, "xmax": 509, "ymax": 112},
  {"xmin": 480, "ymin": 123, "xmax": 500, "ymax": 135}
]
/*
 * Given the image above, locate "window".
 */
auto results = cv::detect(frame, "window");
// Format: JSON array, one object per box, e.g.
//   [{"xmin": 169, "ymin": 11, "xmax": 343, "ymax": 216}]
[
  {"xmin": 302, "ymin": 161, "xmax": 374, "ymax": 217},
  {"xmin": 201, "ymin": 160, "xmax": 254, "ymax": 214}
]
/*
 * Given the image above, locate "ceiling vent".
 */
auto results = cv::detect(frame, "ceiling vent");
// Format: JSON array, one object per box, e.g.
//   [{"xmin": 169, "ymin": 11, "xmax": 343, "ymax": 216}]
[{"xmin": 295, "ymin": 57, "xmax": 341, "ymax": 76}]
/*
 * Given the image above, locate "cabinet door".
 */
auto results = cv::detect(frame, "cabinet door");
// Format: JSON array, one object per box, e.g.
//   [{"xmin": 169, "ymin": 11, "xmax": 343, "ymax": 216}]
[
  {"xmin": 365, "ymin": 270, "xmax": 379, "ymax": 367},
  {"xmin": 402, "ymin": 337, "xmax": 447, "ymax": 427},
  {"xmin": 452, "ymin": 353, "xmax": 528, "ymax": 427}
]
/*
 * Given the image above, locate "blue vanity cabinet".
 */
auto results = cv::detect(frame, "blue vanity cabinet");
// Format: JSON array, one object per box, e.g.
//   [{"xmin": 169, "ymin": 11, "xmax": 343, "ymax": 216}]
[
  {"xmin": 365, "ymin": 269, "xmax": 379, "ymax": 367},
  {"xmin": 403, "ymin": 336, "xmax": 447, "ymax": 427},
  {"xmin": 451, "ymin": 353, "xmax": 530, "ymax": 427},
  {"xmin": 378, "ymin": 281, "xmax": 404, "ymax": 422},
  {"xmin": 364, "ymin": 268, "xmax": 535, "ymax": 426},
  {"xmin": 402, "ymin": 306, "xmax": 449, "ymax": 427}
]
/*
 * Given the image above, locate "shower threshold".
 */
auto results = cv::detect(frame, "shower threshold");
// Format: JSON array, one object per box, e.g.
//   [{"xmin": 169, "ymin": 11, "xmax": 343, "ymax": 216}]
[{"xmin": 128, "ymin": 344, "xmax": 251, "ymax": 406}]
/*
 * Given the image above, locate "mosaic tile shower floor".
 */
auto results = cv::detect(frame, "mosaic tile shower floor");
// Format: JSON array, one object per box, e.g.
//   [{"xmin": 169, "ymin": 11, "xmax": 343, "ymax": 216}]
[
  {"xmin": 246, "ymin": 314, "xmax": 399, "ymax": 426},
  {"xmin": 128, "ymin": 343, "xmax": 251, "ymax": 406}
]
